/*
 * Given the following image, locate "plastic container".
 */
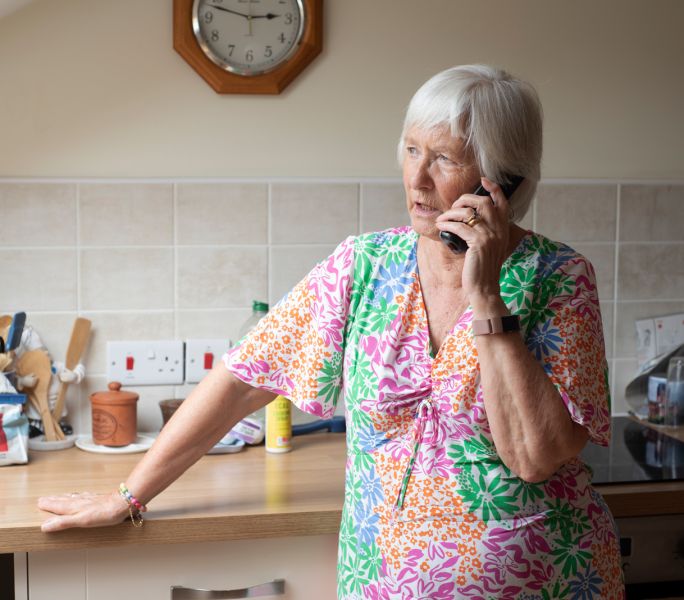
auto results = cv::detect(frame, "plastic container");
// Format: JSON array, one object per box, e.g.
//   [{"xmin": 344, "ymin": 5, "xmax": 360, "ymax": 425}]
[
  {"xmin": 90, "ymin": 382, "xmax": 138, "ymax": 446},
  {"xmin": 237, "ymin": 300, "xmax": 269, "ymax": 343},
  {"xmin": 265, "ymin": 395, "xmax": 292, "ymax": 453}
]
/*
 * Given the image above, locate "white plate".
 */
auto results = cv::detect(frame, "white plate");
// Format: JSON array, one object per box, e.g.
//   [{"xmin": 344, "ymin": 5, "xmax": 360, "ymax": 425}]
[
  {"xmin": 29, "ymin": 434, "xmax": 78, "ymax": 451},
  {"xmin": 75, "ymin": 434, "xmax": 156, "ymax": 454}
]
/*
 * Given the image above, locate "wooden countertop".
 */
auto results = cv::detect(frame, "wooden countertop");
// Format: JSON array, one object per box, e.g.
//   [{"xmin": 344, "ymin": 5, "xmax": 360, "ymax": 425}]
[
  {"xmin": 1, "ymin": 433, "xmax": 346, "ymax": 554},
  {"xmin": 2, "ymin": 431, "xmax": 683, "ymax": 554}
]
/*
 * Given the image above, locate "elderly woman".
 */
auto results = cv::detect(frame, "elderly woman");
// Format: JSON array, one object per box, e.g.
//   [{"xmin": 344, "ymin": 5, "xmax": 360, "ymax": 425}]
[{"xmin": 39, "ymin": 65, "xmax": 624, "ymax": 599}]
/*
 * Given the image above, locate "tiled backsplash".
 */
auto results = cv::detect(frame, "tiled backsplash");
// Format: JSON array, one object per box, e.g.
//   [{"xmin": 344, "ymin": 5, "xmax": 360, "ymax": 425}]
[{"xmin": 1, "ymin": 180, "xmax": 683, "ymax": 432}]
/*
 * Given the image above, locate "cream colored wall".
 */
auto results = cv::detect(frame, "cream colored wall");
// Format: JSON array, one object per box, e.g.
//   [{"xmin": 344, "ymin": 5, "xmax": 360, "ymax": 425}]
[{"xmin": 0, "ymin": 0, "xmax": 682, "ymax": 178}]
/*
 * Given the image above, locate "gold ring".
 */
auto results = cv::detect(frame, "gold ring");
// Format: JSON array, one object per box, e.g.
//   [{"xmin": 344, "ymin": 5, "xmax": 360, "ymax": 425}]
[{"xmin": 465, "ymin": 215, "xmax": 480, "ymax": 227}]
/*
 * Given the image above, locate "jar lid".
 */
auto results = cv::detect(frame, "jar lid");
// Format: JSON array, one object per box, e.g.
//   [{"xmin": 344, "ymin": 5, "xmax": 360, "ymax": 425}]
[{"xmin": 90, "ymin": 381, "xmax": 138, "ymax": 405}]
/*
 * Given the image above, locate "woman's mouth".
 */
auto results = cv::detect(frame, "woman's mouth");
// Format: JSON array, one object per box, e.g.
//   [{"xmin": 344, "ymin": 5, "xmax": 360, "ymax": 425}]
[{"xmin": 413, "ymin": 202, "xmax": 440, "ymax": 217}]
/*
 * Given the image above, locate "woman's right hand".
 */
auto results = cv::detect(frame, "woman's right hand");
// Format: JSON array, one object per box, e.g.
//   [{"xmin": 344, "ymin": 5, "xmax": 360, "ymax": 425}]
[{"xmin": 38, "ymin": 491, "xmax": 130, "ymax": 532}]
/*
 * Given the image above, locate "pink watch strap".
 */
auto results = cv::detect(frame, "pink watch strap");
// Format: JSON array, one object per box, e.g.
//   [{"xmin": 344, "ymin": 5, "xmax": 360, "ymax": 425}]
[{"xmin": 472, "ymin": 315, "xmax": 521, "ymax": 336}]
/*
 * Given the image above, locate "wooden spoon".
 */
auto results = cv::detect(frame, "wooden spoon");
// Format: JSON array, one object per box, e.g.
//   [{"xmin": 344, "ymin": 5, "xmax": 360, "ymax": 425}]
[
  {"xmin": 0, "ymin": 314, "xmax": 11, "ymax": 348},
  {"xmin": 16, "ymin": 349, "xmax": 62, "ymax": 441},
  {"xmin": 52, "ymin": 317, "xmax": 91, "ymax": 422}
]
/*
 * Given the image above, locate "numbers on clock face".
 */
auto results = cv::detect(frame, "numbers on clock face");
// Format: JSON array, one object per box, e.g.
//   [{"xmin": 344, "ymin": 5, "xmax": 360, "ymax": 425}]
[{"xmin": 193, "ymin": 0, "xmax": 304, "ymax": 76}]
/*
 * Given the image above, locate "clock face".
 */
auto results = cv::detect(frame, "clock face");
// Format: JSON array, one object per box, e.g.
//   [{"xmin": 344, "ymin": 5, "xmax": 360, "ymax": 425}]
[{"xmin": 192, "ymin": 0, "xmax": 305, "ymax": 76}]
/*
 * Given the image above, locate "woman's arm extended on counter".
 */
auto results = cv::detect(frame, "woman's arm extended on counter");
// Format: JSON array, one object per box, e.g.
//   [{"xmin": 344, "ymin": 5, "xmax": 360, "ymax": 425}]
[{"xmin": 38, "ymin": 364, "xmax": 275, "ymax": 532}]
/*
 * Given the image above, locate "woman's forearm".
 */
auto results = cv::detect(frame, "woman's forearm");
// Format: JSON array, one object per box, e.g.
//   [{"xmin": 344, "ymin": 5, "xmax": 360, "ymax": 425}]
[
  {"xmin": 39, "ymin": 363, "xmax": 275, "ymax": 532},
  {"xmin": 471, "ymin": 295, "xmax": 589, "ymax": 482},
  {"xmin": 125, "ymin": 365, "xmax": 275, "ymax": 505}
]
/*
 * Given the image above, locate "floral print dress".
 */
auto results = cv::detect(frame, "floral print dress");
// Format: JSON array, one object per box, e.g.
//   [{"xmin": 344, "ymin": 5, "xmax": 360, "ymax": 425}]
[{"xmin": 225, "ymin": 226, "xmax": 624, "ymax": 600}]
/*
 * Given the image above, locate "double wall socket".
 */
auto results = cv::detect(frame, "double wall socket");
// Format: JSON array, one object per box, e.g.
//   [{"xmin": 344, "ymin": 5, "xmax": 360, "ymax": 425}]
[
  {"xmin": 185, "ymin": 339, "xmax": 232, "ymax": 383},
  {"xmin": 107, "ymin": 340, "xmax": 184, "ymax": 385}
]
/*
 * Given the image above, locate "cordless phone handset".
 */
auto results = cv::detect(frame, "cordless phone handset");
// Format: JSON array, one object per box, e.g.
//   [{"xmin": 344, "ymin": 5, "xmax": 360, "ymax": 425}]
[{"xmin": 439, "ymin": 175, "xmax": 524, "ymax": 254}]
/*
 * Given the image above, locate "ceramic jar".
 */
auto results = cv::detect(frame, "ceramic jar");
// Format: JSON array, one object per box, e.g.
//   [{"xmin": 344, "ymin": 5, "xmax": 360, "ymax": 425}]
[{"xmin": 90, "ymin": 381, "xmax": 138, "ymax": 446}]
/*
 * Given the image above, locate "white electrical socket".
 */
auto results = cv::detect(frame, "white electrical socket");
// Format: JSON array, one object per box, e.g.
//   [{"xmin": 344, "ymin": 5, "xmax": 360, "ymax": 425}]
[
  {"xmin": 107, "ymin": 340, "xmax": 184, "ymax": 385},
  {"xmin": 185, "ymin": 339, "xmax": 232, "ymax": 383}
]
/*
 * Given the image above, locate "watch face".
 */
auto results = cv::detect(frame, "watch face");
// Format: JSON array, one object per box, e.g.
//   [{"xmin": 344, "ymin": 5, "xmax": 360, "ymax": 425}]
[{"xmin": 193, "ymin": 0, "xmax": 305, "ymax": 76}]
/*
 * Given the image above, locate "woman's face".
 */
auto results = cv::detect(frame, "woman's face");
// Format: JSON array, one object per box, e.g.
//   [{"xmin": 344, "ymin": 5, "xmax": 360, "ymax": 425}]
[{"xmin": 402, "ymin": 125, "xmax": 480, "ymax": 241}]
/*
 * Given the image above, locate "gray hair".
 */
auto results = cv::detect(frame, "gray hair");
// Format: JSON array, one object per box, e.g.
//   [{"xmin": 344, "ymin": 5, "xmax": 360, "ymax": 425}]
[{"xmin": 398, "ymin": 65, "xmax": 543, "ymax": 222}]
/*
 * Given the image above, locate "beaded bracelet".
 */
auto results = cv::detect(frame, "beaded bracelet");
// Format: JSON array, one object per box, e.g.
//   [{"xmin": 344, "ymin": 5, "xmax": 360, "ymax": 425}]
[{"xmin": 119, "ymin": 483, "xmax": 147, "ymax": 527}]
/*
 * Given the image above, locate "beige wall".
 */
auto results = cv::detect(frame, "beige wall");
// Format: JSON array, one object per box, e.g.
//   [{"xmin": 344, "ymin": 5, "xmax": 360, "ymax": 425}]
[{"xmin": 0, "ymin": 0, "xmax": 682, "ymax": 178}]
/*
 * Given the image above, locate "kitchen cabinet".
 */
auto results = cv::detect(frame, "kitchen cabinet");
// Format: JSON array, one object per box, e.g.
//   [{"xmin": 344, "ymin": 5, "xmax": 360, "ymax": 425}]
[{"xmin": 23, "ymin": 535, "xmax": 338, "ymax": 600}]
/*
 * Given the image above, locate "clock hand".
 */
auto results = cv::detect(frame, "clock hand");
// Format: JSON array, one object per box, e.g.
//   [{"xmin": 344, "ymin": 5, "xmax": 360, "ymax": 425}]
[
  {"xmin": 206, "ymin": 4, "xmax": 250, "ymax": 19},
  {"xmin": 250, "ymin": 12, "xmax": 280, "ymax": 19},
  {"xmin": 248, "ymin": 0, "xmax": 252, "ymax": 36}
]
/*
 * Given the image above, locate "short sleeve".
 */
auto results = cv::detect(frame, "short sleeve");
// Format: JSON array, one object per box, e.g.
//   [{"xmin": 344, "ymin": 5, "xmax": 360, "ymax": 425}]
[
  {"xmin": 223, "ymin": 236, "xmax": 355, "ymax": 418},
  {"xmin": 525, "ymin": 254, "xmax": 611, "ymax": 446}
]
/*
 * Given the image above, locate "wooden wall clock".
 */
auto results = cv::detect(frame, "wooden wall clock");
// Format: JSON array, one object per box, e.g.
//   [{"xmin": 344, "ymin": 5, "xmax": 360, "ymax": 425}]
[{"xmin": 173, "ymin": 0, "xmax": 323, "ymax": 94}]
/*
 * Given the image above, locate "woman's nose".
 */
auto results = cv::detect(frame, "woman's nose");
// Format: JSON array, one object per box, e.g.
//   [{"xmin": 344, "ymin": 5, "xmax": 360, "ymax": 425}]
[{"xmin": 409, "ymin": 158, "xmax": 433, "ymax": 190}]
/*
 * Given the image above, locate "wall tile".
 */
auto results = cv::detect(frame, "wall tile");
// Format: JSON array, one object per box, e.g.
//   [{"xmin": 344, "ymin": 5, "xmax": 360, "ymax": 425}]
[
  {"xmin": 176, "ymin": 183, "xmax": 268, "ymax": 245},
  {"xmin": 517, "ymin": 197, "xmax": 535, "ymax": 232},
  {"xmin": 360, "ymin": 183, "xmax": 410, "ymax": 233},
  {"xmin": 80, "ymin": 248, "xmax": 174, "ymax": 310},
  {"xmin": 569, "ymin": 242, "xmax": 615, "ymax": 302},
  {"xmin": 271, "ymin": 183, "xmax": 358, "ymax": 244},
  {"xmin": 0, "ymin": 249, "xmax": 77, "ymax": 311},
  {"xmin": 617, "ymin": 243, "xmax": 684, "ymax": 300},
  {"xmin": 177, "ymin": 309, "xmax": 252, "ymax": 343},
  {"xmin": 79, "ymin": 183, "xmax": 173, "ymax": 246},
  {"xmin": 620, "ymin": 184, "xmax": 684, "ymax": 242},
  {"xmin": 269, "ymin": 245, "xmax": 336, "ymax": 305},
  {"xmin": 610, "ymin": 358, "xmax": 640, "ymax": 415},
  {"xmin": 600, "ymin": 301, "xmax": 613, "ymax": 359},
  {"xmin": 614, "ymin": 301, "xmax": 684, "ymax": 360},
  {"xmin": 0, "ymin": 183, "xmax": 76, "ymax": 247},
  {"xmin": 177, "ymin": 246, "xmax": 267, "ymax": 309},
  {"xmin": 3, "ymin": 177, "xmax": 682, "ymax": 435},
  {"xmin": 536, "ymin": 184, "xmax": 617, "ymax": 242},
  {"xmin": 80, "ymin": 311, "xmax": 175, "ymax": 375}
]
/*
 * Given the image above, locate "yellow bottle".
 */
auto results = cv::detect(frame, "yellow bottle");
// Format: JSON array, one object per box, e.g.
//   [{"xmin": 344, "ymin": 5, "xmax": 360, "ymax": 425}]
[{"xmin": 265, "ymin": 395, "xmax": 292, "ymax": 453}]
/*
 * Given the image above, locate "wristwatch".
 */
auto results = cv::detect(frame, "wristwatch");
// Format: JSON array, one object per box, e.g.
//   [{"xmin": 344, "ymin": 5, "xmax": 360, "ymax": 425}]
[{"xmin": 472, "ymin": 315, "xmax": 521, "ymax": 336}]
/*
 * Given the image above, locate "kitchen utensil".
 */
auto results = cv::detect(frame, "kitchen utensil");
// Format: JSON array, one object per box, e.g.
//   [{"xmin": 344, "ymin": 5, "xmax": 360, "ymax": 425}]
[
  {"xmin": 52, "ymin": 317, "xmax": 91, "ymax": 422},
  {"xmin": 0, "ymin": 314, "xmax": 12, "ymax": 349},
  {"xmin": 90, "ymin": 382, "xmax": 138, "ymax": 446},
  {"xmin": 292, "ymin": 415, "xmax": 346, "ymax": 436},
  {"xmin": 5, "ymin": 312, "xmax": 26, "ymax": 351},
  {"xmin": 16, "ymin": 349, "xmax": 62, "ymax": 441}
]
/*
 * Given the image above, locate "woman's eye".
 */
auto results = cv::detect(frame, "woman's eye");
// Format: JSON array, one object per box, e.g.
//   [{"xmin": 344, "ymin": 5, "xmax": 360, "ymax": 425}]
[
  {"xmin": 437, "ymin": 154, "xmax": 453, "ymax": 163},
  {"xmin": 406, "ymin": 146, "xmax": 418, "ymax": 156}
]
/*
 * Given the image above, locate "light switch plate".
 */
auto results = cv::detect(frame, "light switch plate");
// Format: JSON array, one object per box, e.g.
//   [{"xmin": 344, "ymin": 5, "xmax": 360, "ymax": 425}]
[
  {"xmin": 185, "ymin": 339, "xmax": 232, "ymax": 383},
  {"xmin": 107, "ymin": 340, "xmax": 184, "ymax": 385}
]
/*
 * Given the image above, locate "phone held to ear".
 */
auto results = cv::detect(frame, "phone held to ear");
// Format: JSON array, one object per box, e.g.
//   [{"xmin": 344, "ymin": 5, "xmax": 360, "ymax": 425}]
[{"xmin": 439, "ymin": 175, "xmax": 524, "ymax": 254}]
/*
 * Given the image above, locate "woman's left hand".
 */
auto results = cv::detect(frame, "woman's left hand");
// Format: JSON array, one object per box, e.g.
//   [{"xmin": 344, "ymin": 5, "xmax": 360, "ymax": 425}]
[{"xmin": 435, "ymin": 177, "xmax": 512, "ymax": 302}]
